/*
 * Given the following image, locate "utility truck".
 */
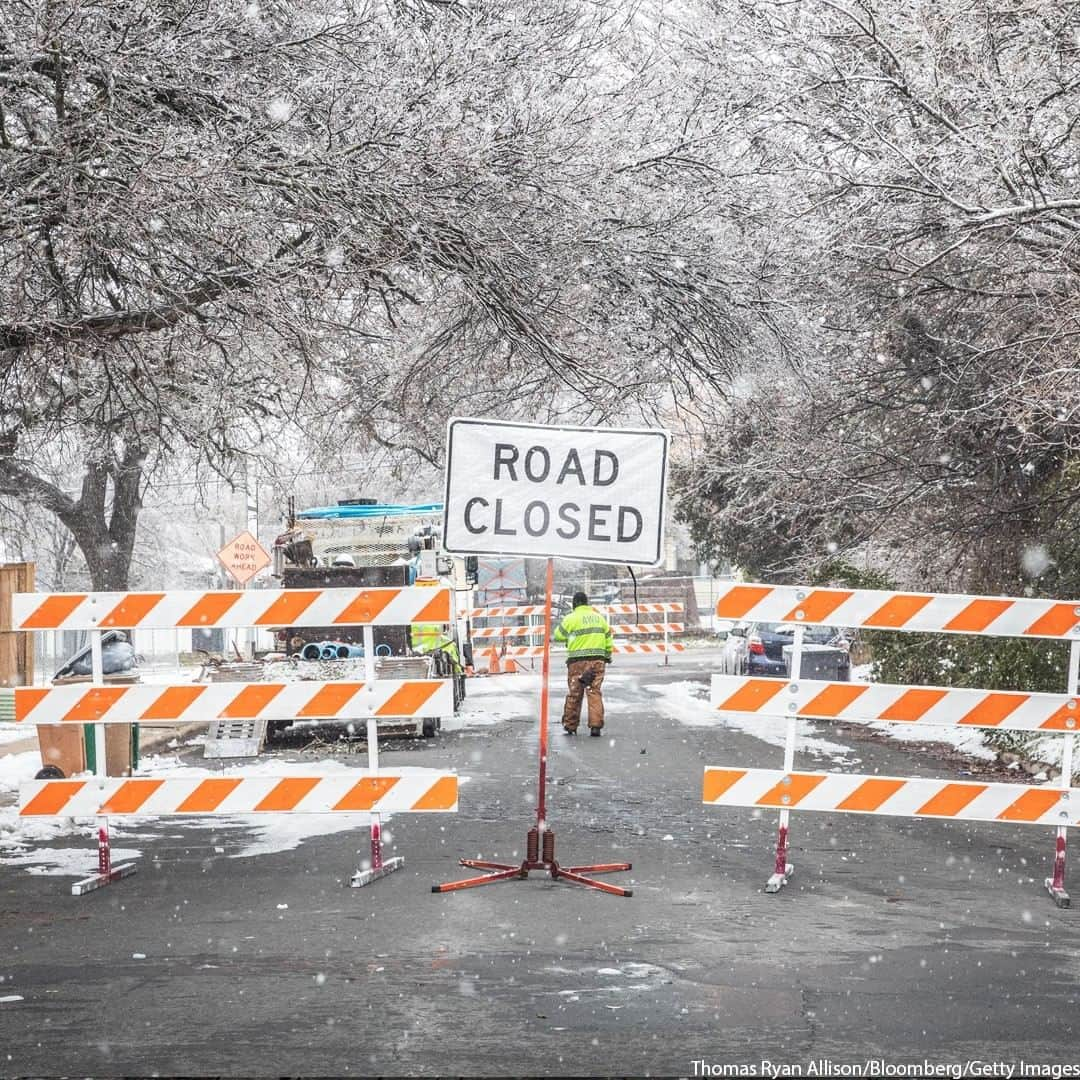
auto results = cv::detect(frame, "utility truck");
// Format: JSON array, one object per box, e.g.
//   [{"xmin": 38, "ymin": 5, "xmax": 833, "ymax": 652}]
[{"xmin": 270, "ymin": 499, "xmax": 476, "ymax": 739}]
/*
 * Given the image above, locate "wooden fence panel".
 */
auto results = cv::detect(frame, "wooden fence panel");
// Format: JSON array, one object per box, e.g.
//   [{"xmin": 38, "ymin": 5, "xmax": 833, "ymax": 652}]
[{"xmin": 0, "ymin": 562, "xmax": 35, "ymax": 687}]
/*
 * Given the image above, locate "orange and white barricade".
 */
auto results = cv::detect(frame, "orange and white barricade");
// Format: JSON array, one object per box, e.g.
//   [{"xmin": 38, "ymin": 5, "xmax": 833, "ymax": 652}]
[
  {"xmin": 14, "ymin": 679, "xmax": 452, "ymax": 726},
  {"xmin": 470, "ymin": 601, "xmax": 685, "ymax": 673},
  {"xmin": 706, "ymin": 582, "xmax": 1080, "ymax": 905},
  {"xmin": 7, "ymin": 585, "xmax": 459, "ymax": 895}
]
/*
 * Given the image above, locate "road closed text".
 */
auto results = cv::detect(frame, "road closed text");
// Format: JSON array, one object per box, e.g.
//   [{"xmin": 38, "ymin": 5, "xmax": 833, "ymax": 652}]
[
  {"xmin": 462, "ymin": 445, "xmax": 644, "ymax": 545},
  {"xmin": 443, "ymin": 420, "xmax": 669, "ymax": 566}
]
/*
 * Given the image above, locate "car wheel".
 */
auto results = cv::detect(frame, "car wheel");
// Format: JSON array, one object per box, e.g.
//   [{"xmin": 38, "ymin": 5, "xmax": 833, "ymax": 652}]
[
  {"xmin": 422, "ymin": 717, "xmax": 438, "ymax": 738},
  {"xmin": 35, "ymin": 765, "xmax": 65, "ymax": 780}
]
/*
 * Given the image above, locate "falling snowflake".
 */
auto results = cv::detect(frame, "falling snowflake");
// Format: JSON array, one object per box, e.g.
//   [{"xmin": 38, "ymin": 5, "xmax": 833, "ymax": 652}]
[{"xmin": 267, "ymin": 98, "xmax": 293, "ymax": 122}]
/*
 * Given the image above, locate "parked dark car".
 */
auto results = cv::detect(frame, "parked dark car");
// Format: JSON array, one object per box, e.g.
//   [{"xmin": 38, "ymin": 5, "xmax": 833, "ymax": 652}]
[{"xmin": 718, "ymin": 621, "xmax": 851, "ymax": 680}]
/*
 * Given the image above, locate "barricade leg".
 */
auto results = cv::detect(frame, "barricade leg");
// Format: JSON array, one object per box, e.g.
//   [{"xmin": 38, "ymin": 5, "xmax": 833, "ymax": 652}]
[
  {"xmin": 1045, "ymin": 640, "xmax": 1079, "ymax": 908},
  {"xmin": 350, "ymin": 811, "xmax": 404, "ymax": 888},
  {"xmin": 350, "ymin": 686, "xmax": 404, "ymax": 888},
  {"xmin": 72, "ymin": 631, "xmax": 137, "ymax": 897},
  {"xmin": 1046, "ymin": 829, "xmax": 1069, "ymax": 908},
  {"xmin": 765, "ymin": 626, "xmax": 803, "ymax": 894},
  {"xmin": 72, "ymin": 818, "xmax": 137, "ymax": 897}
]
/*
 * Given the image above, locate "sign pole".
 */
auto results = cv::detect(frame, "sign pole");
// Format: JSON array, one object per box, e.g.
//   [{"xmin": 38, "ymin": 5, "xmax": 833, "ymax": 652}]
[
  {"xmin": 434, "ymin": 556, "xmax": 632, "ymax": 897},
  {"xmin": 536, "ymin": 557, "xmax": 553, "ymax": 834}
]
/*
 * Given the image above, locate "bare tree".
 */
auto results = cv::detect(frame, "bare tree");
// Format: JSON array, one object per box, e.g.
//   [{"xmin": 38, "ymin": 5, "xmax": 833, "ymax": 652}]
[
  {"xmin": 1, "ymin": 0, "xmax": 759, "ymax": 587},
  {"xmin": 680, "ymin": 0, "xmax": 1080, "ymax": 591}
]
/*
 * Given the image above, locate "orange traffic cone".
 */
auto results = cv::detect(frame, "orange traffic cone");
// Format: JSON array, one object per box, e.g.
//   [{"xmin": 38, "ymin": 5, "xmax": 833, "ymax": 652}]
[
  {"xmin": 502, "ymin": 657, "xmax": 518, "ymax": 674},
  {"xmin": 486, "ymin": 648, "xmax": 501, "ymax": 675}
]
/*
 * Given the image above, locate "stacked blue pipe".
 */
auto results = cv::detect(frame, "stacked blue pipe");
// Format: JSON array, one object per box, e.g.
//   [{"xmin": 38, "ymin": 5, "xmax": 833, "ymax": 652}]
[{"xmin": 298, "ymin": 641, "xmax": 365, "ymax": 660}]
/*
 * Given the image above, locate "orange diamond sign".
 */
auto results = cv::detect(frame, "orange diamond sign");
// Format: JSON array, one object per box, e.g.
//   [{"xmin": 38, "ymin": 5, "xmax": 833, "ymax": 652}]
[{"xmin": 217, "ymin": 530, "xmax": 271, "ymax": 585}]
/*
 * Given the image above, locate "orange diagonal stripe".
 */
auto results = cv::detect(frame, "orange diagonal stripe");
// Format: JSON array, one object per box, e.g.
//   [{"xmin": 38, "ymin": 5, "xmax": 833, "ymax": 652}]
[
  {"xmin": 780, "ymin": 590, "xmax": 853, "ymax": 624},
  {"xmin": 836, "ymin": 778, "xmax": 906, "ymax": 812},
  {"xmin": 412, "ymin": 590, "xmax": 451, "ymax": 624},
  {"xmin": 100, "ymin": 593, "xmax": 165, "ymax": 628},
  {"xmin": 958, "ymin": 692, "xmax": 1026, "ymax": 727},
  {"xmin": 1039, "ymin": 702, "xmax": 1080, "ymax": 731},
  {"xmin": 19, "ymin": 594, "xmax": 86, "ymax": 629},
  {"xmin": 412, "ymin": 775, "xmax": 458, "ymax": 810},
  {"xmin": 702, "ymin": 768, "xmax": 747, "ymax": 803},
  {"xmin": 716, "ymin": 679, "xmax": 786, "ymax": 713},
  {"xmin": 715, "ymin": 585, "xmax": 771, "ymax": 620},
  {"xmin": 297, "ymin": 683, "xmax": 365, "ymax": 718},
  {"xmin": 332, "ymin": 589, "xmax": 396, "ymax": 625},
  {"xmin": 100, "ymin": 779, "xmax": 165, "ymax": 815},
  {"xmin": 176, "ymin": 778, "xmax": 243, "ymax": 813},
  {"xmin": 878, "ymin": 688, "xmax": 948, "ymax": 722},
  {"xmin": 756, "ymin": 773, "xmax": 827, "ymax": 807},
  {"xmin": 177, "ymin": 592, "xmax": 242, "ymax": 627},
  {"xmin": 254, "ymin": 777, "xmax": 320, "ymax": 811},
  {"xmin": 255, "ymin": 591, "xmax": 320, "ymax": 627},
  {"xmin": 376, "ymin": 681, "xmax": 442, "ymax": 716},
  {"xmin": 332, "ymin": 776, "xmax": 400, "ymax": 811},
  {"xmin": 220, "ymin": 684, "xmax": 285, "ymax": 719},
  {"xmin": 864, "ymin": 594, "xmax": 933, "ymax": 628},
  {"xmin": 915, "ymin": 783, "xmax": 986, "ymax": 817},
  {"xmin": 63, "ymin": 687, "xmax": 129, "ymax": 723},
  {"xmin": 801, "ymin": 683, "xmax": 868, "ymax": 718},
  {"xmin": 21, "ymin": 780, "xmax": 85, "ymax": 816},
  {"xmin": 997, "ymin": 787, "xmax": 1063, "ymax": 822},
  {"xmin": 944, "ymin": 599, "xmax": 1013, "ymax": 633},
  {"xmin": 1024, "ymin": 603, "xmax": 1080, "ymax": 638},
  {"xmin": 14, "ymin": 688, "xmax": 51, "ymax": 722},
  {"xmin": 140, "ymin": 685, "xmax": 207, "ymax": 721}
]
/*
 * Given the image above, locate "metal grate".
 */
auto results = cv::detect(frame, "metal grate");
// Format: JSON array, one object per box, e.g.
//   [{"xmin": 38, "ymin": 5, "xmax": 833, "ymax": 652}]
[
  {"xmin": 204, "ymin": 717, "xmax": 267, "ymax": 759},
  {"xmin": 375, "ymin": 656, "xmax": 433, "ymax": 680}
]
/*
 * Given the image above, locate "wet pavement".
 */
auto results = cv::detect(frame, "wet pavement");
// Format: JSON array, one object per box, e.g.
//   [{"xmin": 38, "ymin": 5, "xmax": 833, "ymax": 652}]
[{"xmin": 1, "ymin": 655, "xmax": 1078, "ymax": 1075}]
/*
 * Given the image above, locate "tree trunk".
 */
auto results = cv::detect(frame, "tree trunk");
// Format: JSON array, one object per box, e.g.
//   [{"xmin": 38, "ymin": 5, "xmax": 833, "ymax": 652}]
[{"xmin": 56, "ymin": 454, "xmax": 143, "ymax": 591}]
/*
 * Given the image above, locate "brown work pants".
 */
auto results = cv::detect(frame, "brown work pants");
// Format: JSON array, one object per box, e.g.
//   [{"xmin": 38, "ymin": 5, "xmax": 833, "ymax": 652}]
[{"xmin": 562, "ymin": 658, "xmax": 607, "ymax": 732}]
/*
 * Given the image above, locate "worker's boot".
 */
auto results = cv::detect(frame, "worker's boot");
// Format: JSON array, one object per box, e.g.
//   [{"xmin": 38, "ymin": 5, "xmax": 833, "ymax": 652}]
[{"xmin": 589, "ymin": 727, "xmax": 602, "ymax": 737}]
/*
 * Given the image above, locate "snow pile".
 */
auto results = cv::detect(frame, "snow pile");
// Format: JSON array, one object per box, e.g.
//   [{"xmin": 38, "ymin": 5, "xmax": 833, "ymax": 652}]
[{"xmin": 644, "ymin": 680, "xmax": 852, "ymax": 759}]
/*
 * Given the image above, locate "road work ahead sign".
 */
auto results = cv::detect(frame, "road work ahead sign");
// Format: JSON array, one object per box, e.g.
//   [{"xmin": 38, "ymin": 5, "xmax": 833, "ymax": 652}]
[{"xmin": 442, "ymin": 418, "xmax": 669, "ymax": 566}]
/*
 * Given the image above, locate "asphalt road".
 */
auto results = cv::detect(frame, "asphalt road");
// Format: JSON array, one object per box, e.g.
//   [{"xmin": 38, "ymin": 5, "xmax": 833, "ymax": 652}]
[{"xmin": 2, "ymin": 655, "xmax": 1078, "ymax": 1076}]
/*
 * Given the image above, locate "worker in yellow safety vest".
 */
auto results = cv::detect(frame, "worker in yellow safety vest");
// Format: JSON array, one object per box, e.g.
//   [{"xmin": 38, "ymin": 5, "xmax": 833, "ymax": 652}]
[
  {"xmin": 410, "ymin": 621, "xmax": 462, "ymax": 674},
  {"xmin": 553, "ymin": 590, "xmax": 613, "ymax": 737}
]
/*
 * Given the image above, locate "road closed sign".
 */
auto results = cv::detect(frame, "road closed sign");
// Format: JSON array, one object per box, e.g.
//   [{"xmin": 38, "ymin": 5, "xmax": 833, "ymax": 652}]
[{"xmin": 443, "ymin": 418, "xmax": 669, "ymax": 566}]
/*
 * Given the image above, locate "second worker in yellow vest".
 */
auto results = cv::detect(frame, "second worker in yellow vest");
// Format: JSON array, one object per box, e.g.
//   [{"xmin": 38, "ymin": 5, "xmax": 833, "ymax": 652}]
[{"xmin": 553, "ymin": 590, "xmax": 613, "ymax": 737}]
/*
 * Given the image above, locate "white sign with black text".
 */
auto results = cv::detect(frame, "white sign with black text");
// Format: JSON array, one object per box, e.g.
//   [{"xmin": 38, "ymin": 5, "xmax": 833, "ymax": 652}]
[{"xmin": 442, "ymin": 418, "xmax": 669, "ymax": 566}]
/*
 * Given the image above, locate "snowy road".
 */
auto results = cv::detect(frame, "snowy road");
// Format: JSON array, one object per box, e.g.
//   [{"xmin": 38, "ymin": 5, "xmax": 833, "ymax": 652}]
[{"xmin": 1, "ymin": 655, "xmax": 1078, "ymax": 1074}]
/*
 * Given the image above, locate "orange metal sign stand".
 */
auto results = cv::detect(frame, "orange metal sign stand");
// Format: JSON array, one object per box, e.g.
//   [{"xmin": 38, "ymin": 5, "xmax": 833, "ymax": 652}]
[{"xmin": 433, "ymin": 559, "xmax": 633, "ymax": 898}]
